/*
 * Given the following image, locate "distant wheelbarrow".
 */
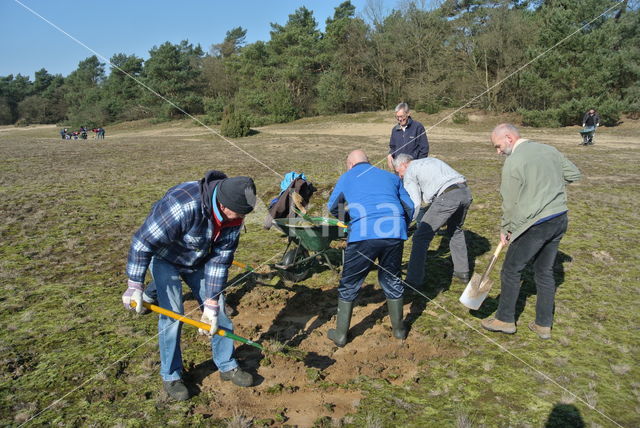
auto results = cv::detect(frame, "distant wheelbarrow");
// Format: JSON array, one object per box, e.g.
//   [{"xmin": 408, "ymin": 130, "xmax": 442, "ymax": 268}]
[
  {"xmin": 579, "ymin": 126, "xmax": 596, "ymax": 146},
  {"xmin": 271, "ymin": 216, "xmax": 347, "ymax": 283}
]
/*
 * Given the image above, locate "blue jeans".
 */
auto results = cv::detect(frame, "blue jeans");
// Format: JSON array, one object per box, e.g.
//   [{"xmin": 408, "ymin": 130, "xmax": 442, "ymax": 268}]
[
  {"xmin": 339, "ymin": 239, "xmax": 404, "ymax": 302},
  {"xmin": 146, "ymin": 257, "xmax": 238, "ymax": 381}
]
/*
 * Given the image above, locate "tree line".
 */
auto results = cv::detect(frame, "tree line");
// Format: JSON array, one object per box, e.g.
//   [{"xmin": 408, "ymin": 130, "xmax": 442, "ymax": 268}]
[{"xmin": 1, "ymin": 0, "xmax": 638, "ymax": 131}]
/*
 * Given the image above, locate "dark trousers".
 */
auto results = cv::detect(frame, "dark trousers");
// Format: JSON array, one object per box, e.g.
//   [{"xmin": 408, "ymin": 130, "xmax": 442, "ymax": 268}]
[
  {"xmin": 406, "ymin": 185, "xmax": 472, "ymax": 287},
  {"xmin": 339, "ymin": 239, "xmax": 404, "ymax": 302},
  {"xmin": 496, "ymin": 214, "xmax": 568, "ymax": 327}
]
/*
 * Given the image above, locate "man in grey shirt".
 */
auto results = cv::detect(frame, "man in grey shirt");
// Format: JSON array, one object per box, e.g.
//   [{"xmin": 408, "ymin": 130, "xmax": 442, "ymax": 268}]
[{"xmin": 394, "ymin": 154, "xmax": 472, "ymax": 289}]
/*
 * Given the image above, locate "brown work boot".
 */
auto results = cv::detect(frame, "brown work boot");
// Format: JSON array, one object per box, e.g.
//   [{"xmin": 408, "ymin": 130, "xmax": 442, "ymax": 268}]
[
  {"xmin": 481, "ymin": 317, "xmax": 516, "ymax": 334},
  {"xmin": 528, "ymin": 321, "xmax": 551, "ymax": 339}
]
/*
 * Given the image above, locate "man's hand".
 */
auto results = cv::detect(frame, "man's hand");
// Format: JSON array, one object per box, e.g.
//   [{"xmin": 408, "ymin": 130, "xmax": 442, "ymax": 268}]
[
  {"xmin": 198, "ymin": 299, "xmax": 219, "ymax": 336},
  {"xmin": 122, "ymin": 280, "xmax": 144, "ymax": 314},
  {"xmin": 500, "ymin": 232, "xmax": 511, "ymax": 247},
  {"xmin": 387, "ymin": 154, "xmax": 395, "ymax": 171}
]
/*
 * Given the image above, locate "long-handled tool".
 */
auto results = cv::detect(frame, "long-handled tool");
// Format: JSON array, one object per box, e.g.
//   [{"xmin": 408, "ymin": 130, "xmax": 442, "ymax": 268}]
[
  {"xmin": 131, "ymin": 300, "xmax": 263, "ymax": 350},
  {"xmin": 293, "ymin": 208, "xmax": 348, "ymax": 228},
  {"xmin": 459, "ymin": 241, "xmax": 505, "ymax": 310},
  {"xmin": 232, "ymin": 260, "xmax": 254, "ymax": 271}
]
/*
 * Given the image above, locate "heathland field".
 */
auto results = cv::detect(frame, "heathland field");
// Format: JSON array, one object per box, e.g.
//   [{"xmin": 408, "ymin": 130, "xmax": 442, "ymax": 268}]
[{"xmin": 1, "ymin": 111, "xmax": 639, "ymax": 427}]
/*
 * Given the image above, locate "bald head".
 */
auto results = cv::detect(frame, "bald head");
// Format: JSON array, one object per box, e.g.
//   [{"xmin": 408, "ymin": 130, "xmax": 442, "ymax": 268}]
[
  {"xmin": 491, "ymin": 123, "xmax": 521, "ymax": 156},
  {"xmin": 346, "ymin": 150, "xmax": 369, "ymax": 170}
]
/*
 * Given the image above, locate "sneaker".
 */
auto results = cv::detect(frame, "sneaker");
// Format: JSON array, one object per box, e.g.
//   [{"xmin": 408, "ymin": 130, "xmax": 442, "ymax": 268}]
[
  {"xmin": 481, "ymin": 318, "xmax": 516, "ymax": 334},
  {"xmin": 452, "ymin": 271, "xmax": 470, "ymax": 283},
  {"xmin": 220, "ymin": 367, "xmax": 253, "ymax": 387},
  {"xmin": 528, "ymin": 321, "xmax": 551, "ymax": 339},
  {"xmin": 163, "ymin": 379, "xmax": 190, "ymax": 401}
]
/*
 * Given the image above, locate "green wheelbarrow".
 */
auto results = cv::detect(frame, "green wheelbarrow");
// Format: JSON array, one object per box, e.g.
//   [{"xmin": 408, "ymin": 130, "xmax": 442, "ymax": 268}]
[
  {"xmin": 272, "ymin": 217, "xmax": 347, "ymax": 282},
  {"xmin": 579, "ymin": 126, "xmax": 596, "ymax": 145}
]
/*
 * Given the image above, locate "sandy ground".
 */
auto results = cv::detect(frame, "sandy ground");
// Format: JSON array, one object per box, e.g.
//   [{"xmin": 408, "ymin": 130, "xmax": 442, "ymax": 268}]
[{"xmin": 183, "ymin": 276, "xmax": 459, "ymax": 426}]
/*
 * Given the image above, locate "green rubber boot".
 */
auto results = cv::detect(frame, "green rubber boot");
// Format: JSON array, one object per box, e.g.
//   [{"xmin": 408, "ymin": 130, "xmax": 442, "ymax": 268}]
[
  {"xmin": 386, "ymin": 298, "xmax": 406, "ymax": 340},
  {"xmin": 327, "ymin": 299, "xmax": 353, "ymax": 347}
]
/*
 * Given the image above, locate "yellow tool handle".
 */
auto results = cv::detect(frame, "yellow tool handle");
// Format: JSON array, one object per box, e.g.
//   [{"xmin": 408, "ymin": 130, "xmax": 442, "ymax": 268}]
[
  {"xmin": 232, "ymin": 260, "xmax": 247, "ymax": 269},
  {"xmin": 130, "ymin": 300, "xmax": 228, "ymax": 337}
]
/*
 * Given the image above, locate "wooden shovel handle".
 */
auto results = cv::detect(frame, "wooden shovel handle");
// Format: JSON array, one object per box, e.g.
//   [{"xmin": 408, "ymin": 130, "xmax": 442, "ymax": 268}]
[{"xmin": 478, "ymin": 241, "xmax": 505, "ymax": 285}]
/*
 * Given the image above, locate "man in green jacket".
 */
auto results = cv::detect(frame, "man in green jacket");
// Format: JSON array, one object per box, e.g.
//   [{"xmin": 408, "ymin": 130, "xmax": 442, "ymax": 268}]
[{"xmin": 481, "ymin": 124, "xmax": 581, "ymax": 339}]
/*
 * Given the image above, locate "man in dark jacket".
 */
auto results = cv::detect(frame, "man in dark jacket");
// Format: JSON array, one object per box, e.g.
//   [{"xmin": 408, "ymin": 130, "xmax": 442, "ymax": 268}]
[
  {"xmin": 328, "ymin": 150, "xmax": 414, "ymax": 347},
  {"xmin": 386, "ymin": 102, "xmax": 429, "ymax": 171},
  {"xmin": 582, "ymin": 109, "xmax": 600, "ymax": 128},
  {"xmin": 122, "ymin": 171, "xmax": 256, "ymax": 400}
]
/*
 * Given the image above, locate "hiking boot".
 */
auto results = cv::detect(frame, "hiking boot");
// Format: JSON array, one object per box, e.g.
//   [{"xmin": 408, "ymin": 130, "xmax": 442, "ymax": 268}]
[
  {"xmin": 163, "ymin": 379, "xmax": 190, "ymax": 401},
  {"xmin": 386, "ymin": 298, "xmax": 406, "ymax": 340},
  {"xmin": 481, "ymin": 317, "xmax": 516, "ymax": 334},
  {"xmin": 327, "ymin": 299, "xmax": 353, "ymax": 347},
  {"xmin": 220, "ymin": 367, "xmax": 253, "ymax": 387},
  {"xmin": 452, "ymin": 271, "xmax": 470, "ymax": 283},
  {"xmin": 528, "ymin": 321, "xmax": 551, "ymax": 340}
]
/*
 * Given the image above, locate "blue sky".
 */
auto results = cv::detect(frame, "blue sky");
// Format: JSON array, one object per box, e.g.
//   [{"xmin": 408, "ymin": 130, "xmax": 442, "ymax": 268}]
[{"xmin": 1, "ymin": 0, "xmax": 400, "ymax": 79}]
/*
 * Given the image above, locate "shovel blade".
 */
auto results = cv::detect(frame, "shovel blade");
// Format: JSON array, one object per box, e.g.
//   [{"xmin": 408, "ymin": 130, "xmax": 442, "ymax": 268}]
[{"xmin": 459, "ymin": 273, "xmax": 489, "ymax": 310}]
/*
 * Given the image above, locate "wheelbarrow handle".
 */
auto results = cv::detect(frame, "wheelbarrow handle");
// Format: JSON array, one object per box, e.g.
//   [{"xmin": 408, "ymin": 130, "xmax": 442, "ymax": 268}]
[{"xmin": 130, "ymin": 301, "xmax": 264, "ymax": 350}]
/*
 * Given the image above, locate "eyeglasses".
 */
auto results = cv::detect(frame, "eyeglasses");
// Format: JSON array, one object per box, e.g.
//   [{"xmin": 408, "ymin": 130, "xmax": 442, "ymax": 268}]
[{"xmin": 395, "ymin": 114, "xmax": 407, "ymax": 120}]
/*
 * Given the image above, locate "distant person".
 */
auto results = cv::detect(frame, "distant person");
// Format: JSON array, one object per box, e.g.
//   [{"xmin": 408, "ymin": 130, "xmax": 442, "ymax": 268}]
[
  {"xmin": 393, "ymin": 154, "xmax": 472, "ymax": 288},
  {"xmin": 122, "ymin": 171, "xmax": 257, "ymax": 400},
  {"xmin": 97, "ymin": 127, "xmax": 105, "ymax": 139},
  {"xmin": 386, "ymin": 103, "xmax": 429, "ymax": 171},
  {"xmin": 580, "ymin": 109, "xmax": 600, "ymax": 145},
  {"xmin": 92, "ymin": 128, "xmax": 99, "ymax": 138},
  {"xmin": 481, "ymin": 124, "xmax": 581, "ymax": 340},
  {"xmin": 60, "ymin": 128, "xmax": 66, "ymax": 140},
  {"xmin": 327, "ymin": 150, "xmax": 414, "ymax": 347},
  {"xmin": 582, "ymin": 109, "xmax": 600, "ymax": 129}
]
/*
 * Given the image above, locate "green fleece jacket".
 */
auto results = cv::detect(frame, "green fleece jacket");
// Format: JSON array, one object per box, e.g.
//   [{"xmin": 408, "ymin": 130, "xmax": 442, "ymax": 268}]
[{"xmin": 501, "ymin": 140, "xmax": 581, "ymax": 240}]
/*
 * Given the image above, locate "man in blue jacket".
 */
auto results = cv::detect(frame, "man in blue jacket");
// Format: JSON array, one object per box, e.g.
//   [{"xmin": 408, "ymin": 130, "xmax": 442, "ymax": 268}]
[
  {"xmin": 122, "ymin": 171, "xmax": 256, "ymax": 400},
  {"xmin": 328, "ymin": 150, "xmax": 414, "ymax": 347}
]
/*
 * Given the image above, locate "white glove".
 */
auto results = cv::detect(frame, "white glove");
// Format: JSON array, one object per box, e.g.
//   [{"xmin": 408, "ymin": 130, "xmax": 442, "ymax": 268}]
[
  {"xmin": 198, "ymin": 299, "xmax": 219, "ymax": 336},
  {"xmin": 122, "ymin": 280, "xmax": 144, "ymax": 314}
]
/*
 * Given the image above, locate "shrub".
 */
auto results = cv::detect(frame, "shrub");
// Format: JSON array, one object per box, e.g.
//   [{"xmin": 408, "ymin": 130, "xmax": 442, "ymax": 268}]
[
  {"xmin": 452, "ymin": 111, "xmax": 469, "ymax": 124},
  {"xmin": 519, "ymin": 108, "xmax": 562, "ymax": 128},
  {"xmin": 415, "ymin": 100, "xmax": 442, "ymax": 114},
  {"xmin": 220, "ymin": 105, "xmax": 251, "ymax": 138},
  {"xmin": 203, "ymin": 97, "xmax": 226, "ymax": 124},
  {"xmin": 597, "ymin": 99, "xmax": 624, "ymax": 126},
  {"xmin": 15, "ymin": 118, "xmax": 29, "ymax": 127}
]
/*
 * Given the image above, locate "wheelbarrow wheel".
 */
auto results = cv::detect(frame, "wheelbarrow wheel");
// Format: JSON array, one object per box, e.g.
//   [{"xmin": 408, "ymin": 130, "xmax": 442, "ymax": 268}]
[
  {"xmin": 281, "ymin": 246, "xmax": 309, "ymax": 267},
  {"xmin": 277, "ymin": 246, "xmax": 311, "ymax": 284}
]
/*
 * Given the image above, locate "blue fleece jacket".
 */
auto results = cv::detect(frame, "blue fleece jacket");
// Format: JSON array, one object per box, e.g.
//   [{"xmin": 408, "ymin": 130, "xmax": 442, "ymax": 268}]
[{"xmin": 328, "ymin": 162, "xmax": 414, "ymax": 243}]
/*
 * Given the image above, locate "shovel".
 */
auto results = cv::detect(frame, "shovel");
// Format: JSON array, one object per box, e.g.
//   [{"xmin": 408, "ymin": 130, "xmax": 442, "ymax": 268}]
[
  {"xmin": 131, "ymin": 300, "xmax": 264, "ymax": 350},
  {"xmin": 459, "ymin": 241, "xmax": 505, "ymax": 310},
  {"xmin": 232, "ymin": 260, "xmax": 254, "ymax": 271}
]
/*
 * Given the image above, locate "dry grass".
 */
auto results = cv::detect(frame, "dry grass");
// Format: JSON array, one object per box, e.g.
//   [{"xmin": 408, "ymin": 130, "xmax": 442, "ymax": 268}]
[{"xmin": 0, "ymin": 115, "xmax": 639, "ymax": 427}]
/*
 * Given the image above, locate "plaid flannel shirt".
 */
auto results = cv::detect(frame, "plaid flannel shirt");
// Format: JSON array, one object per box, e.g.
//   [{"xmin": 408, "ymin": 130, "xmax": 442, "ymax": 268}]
[{"xmin": 126, "ymin": 180, "xmax": 241, "ymax": 300}]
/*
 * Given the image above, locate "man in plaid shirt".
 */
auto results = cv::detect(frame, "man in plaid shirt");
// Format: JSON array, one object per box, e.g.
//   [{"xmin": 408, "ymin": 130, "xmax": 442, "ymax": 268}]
[{"xmin": 122, "ymin": 170, "xmax": 256, "ymax": 401}]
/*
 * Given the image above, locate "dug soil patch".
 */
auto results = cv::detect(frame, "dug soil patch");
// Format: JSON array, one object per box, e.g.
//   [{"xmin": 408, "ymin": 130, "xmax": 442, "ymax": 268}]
[{"xmin": 187, "ymin": 276, "xmax": 459, "ymax": 426}]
